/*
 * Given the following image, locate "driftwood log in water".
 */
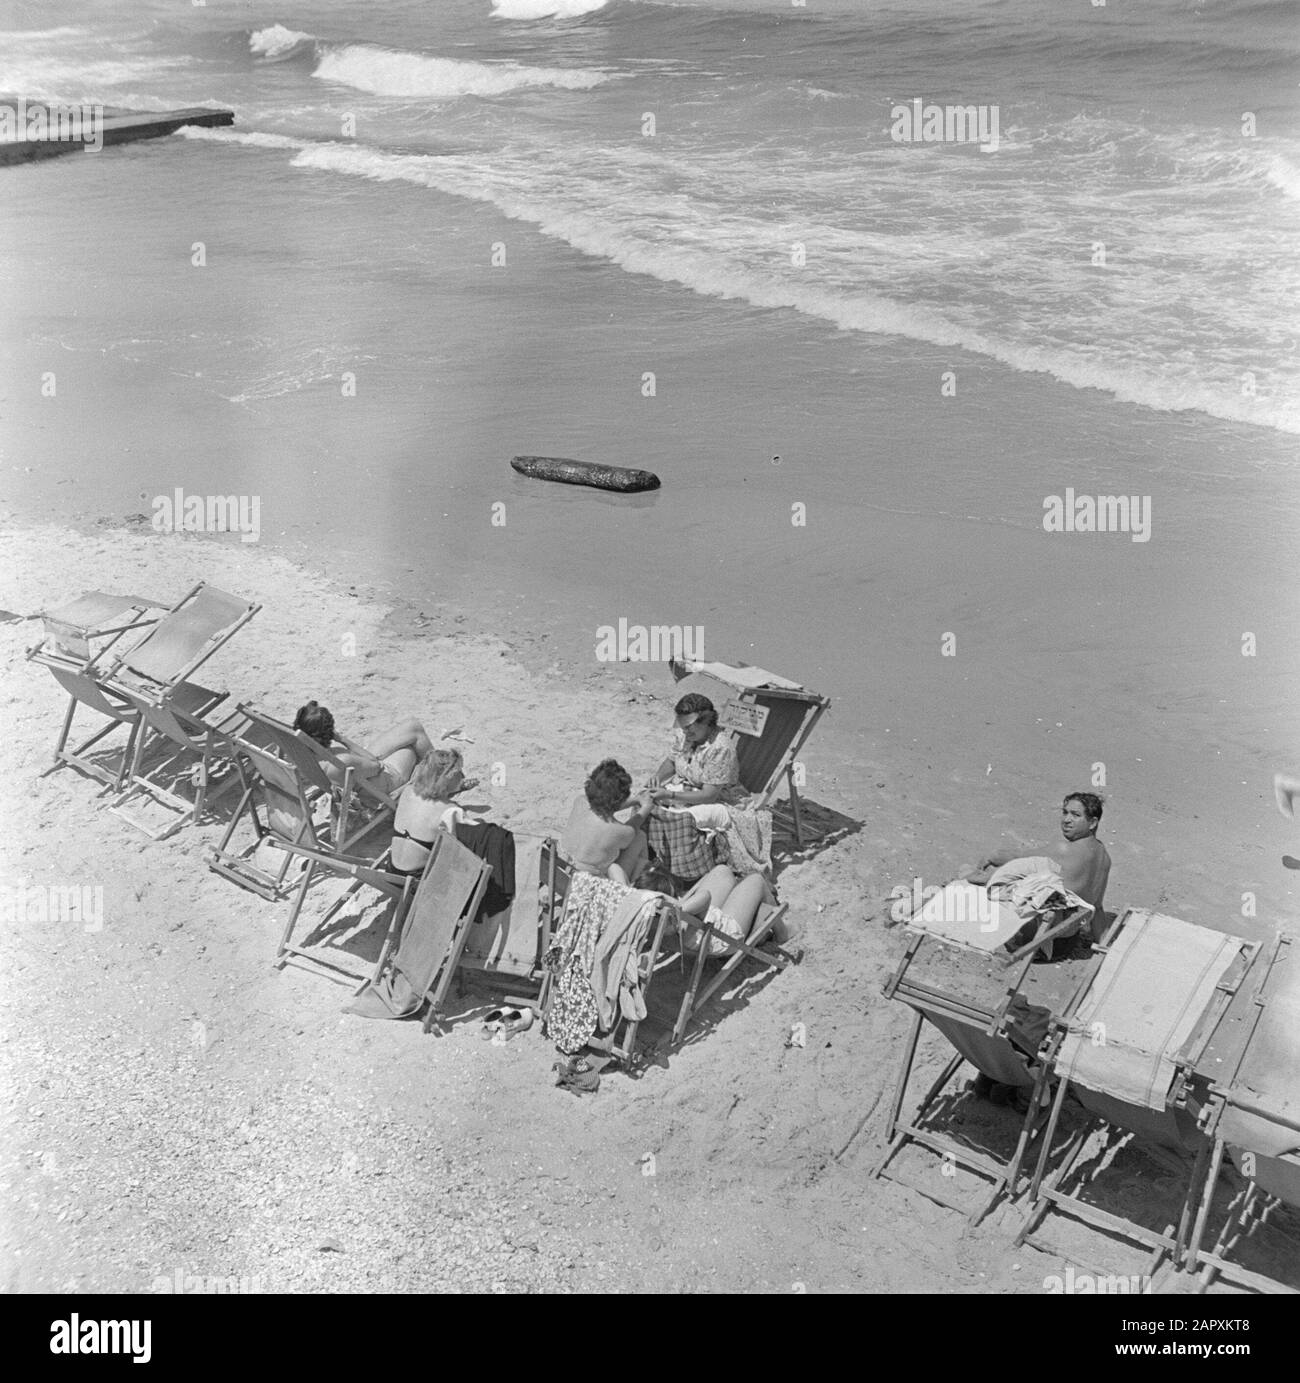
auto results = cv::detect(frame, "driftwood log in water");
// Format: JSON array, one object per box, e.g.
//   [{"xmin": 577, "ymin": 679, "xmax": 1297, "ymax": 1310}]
[{"xmin": 510, "ymin": 455, "xmax": 660, "ymax": 494}]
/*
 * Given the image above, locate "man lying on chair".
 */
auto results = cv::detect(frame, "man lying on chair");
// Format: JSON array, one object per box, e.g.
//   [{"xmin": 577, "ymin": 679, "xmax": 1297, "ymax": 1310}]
[{"xmin": 966, "ymin": 790, "xmax": 1111, "ymax": 942}]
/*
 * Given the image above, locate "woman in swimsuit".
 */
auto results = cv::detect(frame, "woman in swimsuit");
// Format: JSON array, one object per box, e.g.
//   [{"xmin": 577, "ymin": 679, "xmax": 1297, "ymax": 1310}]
[
  {"xmin": 559, "ymin": 758, "xmax": 654, "ymax": 885},
  {"xmin": 389, "ymin": 747, "xmax": 479, "ymax": 879},
  {"xmin": 292, "ymin": 701, "xmax": 434, "ymax": 797}
]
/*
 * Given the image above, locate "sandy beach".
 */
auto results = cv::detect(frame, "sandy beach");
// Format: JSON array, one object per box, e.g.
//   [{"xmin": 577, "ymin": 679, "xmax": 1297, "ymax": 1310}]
[
  {"xmin": 2, "ymin": 0, "xmax": 1298, "ymax": 1307},
  {"xmin": 2, "ymin": 519, "xmax": 1297, "ymax": 1294}
]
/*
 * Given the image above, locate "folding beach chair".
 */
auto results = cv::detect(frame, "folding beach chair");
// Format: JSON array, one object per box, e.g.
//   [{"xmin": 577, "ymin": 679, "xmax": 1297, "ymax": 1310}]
[
  {"xmin": 457, "ymin": 831, "xmax": 555, "ymax": 1013},
  {"xmin": 276, "ymin": 834, "xmax": 491, "ymax": 1034},
  {"xmin": 1015, "ymin": 908, "xmax": 1258, "ymax": 1274},
  {"xmin": 26, "ymin": 590, "xmax": 165, "ymax": 788},
  {"xmin": 539, "ymin": 841, "xmax": 674, "ymax": 1070},
  {"xmin": 96, "ymin": 582, "xmax": 261, "ymax": 836},
  {"xmin": 271, "ymin": 840, "xmax": 414, "ymax": 988},
  {"xmin": 666, "ymin": 893, "xmax": 796, "ymax": 1048},
  {"xmin": 861, "ymin": 880, "xmax": 1093, "ymax": 1224},
  {"xmin": 1181, "ymin": 933, "xmax": 1300, "ymax": 1294},
  {"xmin": 207, "ymin": 703, "xmax": 396, "ymax": 900},
  {"xmin": 667, "ymin": 657, "xmax": 830, "ymax": 846},
  {"xmin": 100, "ymin": 581, "xmax": 260, "ymax": 698}
]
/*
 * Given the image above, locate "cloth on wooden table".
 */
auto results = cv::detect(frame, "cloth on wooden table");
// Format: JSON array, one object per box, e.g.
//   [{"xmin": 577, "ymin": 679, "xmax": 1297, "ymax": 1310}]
[{"xmin": 1056, "ymin": 910, "xmax": 1247, "ymax": 1110}]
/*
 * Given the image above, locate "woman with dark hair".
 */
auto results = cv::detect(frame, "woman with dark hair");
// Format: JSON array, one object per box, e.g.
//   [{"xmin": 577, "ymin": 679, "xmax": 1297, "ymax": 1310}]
[
  {"xmin": 647, "ymin": 692, "xmax": 748, "ymax": 821},
  {"xmin": 560, "ymin": 758, "xmax": 654, "ymax": 885},
  {"xmin": 292, "ymin": 701, "xmax": 435, "ymax": 796}
]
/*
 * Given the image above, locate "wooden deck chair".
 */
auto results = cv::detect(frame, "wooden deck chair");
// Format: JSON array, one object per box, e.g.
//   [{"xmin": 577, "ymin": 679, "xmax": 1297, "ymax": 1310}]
[
  {"xmin": 861, "ymin": 883, "xmax": 1092, "ymax": 1224},
  {"xmin": 271, "ymin": 840, "xmax": 415, "ymax": 988},
  {"xmin": 1015, "ymin": 908, "xmax": 1258, "ymax": 1276},
  {"xmin": 99, "ymin": 581, "xmax": 260, "ymax": 699},
  {"xmin": 668, "ymin": 657, "xmax": 830, "ymax": 846},
  {"xmin": 538, "ymin": 841, "xmax": 674, "ymax": 1070},
  {"xmin": 229, "ymin": 703, "xmax": 398, "ymax": 853},
  {"xmin": 666, "ymin": 896, "xmax": 795, "ymax": 1048},
  {"xmin": 381, "ymin": 832, "xmax": 493, "ymax": 1033},
  {"xmin": 26, "ymin": 590, "xmax": 165, "ymax": 788},
  {"xmin": 207, "ymin": 704, "xmax": 392, "ymax": 899},
  {"xmin": 457, "ymin": 831, "xmax": 556, "ymax": 1012},
  {"xmin": 1181, "ymin": 933, "xmax": 1300, "ymax": 1294},
  {"xmin": 109, "ymin": 688, "xmax": 252, "ymax": 839},
  {"xmin": 96, "ymin": 582, "xmax": 260, "ymax": 836}
]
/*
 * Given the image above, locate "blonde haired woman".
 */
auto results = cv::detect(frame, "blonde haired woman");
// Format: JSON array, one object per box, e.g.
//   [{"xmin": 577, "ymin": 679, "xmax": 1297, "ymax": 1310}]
[{"xmin": 389, "ymin": 748, "xmax": 479, "ymax": 879}]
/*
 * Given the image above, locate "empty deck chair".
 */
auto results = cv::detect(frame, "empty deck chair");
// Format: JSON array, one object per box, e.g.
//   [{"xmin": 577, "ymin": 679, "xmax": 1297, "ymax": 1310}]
[
  {"xmin": 1182, "ymin": 933, "xmax": 1300, "ymax": 1293},
  {"xmin": 539, "ymin": 842, "xmax": 674, "ymax": 1070},
  {"xmin": 457, "ymin": 831, "xmax": 555, "ymax": 1012},
  {"xmin": 667, "ymin": 658, "xmax": 830, "ymax": 847},
  {"xmin": 207, "ymin": 704, "xmax": 395, "ymax": 900},
  {"xmin": 1015, "ymin": 908, "xmax": 1258, "ymax": 1274},
  {"xmin": 861, "ymin": 881, "xmax": 1094, "ymax": 1223},
  {"xmin": 26, "ymin": 590, "xmax": 165, "ymax": 788},
  {"xmin": 98, "ymin": 583, "xmax": 261, "ymax": 836}
]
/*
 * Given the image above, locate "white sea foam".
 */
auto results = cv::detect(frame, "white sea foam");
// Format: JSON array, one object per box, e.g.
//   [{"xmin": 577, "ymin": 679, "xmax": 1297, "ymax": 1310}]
[
  {"xmin": 178, "ymin": 128, "xmax": 1300, "ymax": 437},
  {"xmin": 176, "ymin": 128, "xmax": 311, "ymax": 151},
  {"xmin": 491, "ymin": 0, "xmax": 610, "ymax": 18},
  {"xmin": 249, "ymin": 25, "xmax": 315, "ymax": 60},
  {"xmin": 311, "ymin": 44, "xmax": 608, "ymax": 98}
]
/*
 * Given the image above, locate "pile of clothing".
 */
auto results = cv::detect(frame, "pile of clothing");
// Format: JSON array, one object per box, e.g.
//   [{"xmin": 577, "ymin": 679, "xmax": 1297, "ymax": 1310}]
[{"xmin": 543, "ymin": 873, "xmax": 660, "ymax": 1056}]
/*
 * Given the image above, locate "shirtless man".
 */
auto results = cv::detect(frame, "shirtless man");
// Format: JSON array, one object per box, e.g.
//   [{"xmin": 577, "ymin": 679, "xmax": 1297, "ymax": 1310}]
[{"xmin": 969, "ymin": 791, "xmax": 1111, "ymax": 938}]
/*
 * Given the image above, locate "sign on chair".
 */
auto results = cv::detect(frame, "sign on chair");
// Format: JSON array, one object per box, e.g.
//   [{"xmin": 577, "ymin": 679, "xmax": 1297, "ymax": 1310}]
[{"xmin": 719, "ymin": 699, "xmax": 769, "ymax": 738}]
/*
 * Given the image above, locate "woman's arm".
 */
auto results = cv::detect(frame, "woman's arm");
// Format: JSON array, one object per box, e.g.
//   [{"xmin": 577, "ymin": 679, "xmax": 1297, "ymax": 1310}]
[
  {"xmin": 648, "ymin": 757, "xmax": 676, "ymax": 788},
  {"xmin": 652, "ymin": 783, "xmax": 723, "ymax": 806}
]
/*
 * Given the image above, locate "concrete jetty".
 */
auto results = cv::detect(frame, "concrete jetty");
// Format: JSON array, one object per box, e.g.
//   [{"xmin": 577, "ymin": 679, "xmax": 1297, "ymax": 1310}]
[{"xmin": 0, "ymin": 105, "xmax": 234, "ymax": 166}]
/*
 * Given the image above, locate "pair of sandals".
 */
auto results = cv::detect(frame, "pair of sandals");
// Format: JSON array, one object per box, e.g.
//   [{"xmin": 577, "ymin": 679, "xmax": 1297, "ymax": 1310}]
[{"xmin": 481, "ymin": 1007, "xmax": 534, "ymax": 1042}]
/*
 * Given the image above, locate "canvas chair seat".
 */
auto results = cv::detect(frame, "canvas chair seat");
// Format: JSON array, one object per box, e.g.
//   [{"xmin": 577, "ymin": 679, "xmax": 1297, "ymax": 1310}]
[
  {"xmin": 27, "ymin": 589, "xmax": 166, "ymax": 789},
  {"xmin": 859, "ymin": 894, "xmax": 1091, "ymax": 1225},
  {"xmin": 67, "ymin": 582, "xmax": 262, "ymax": 837},
  {"xmin": 1179, "ymin": 933, "xmax": 1300, "ymax": 1294},
  {"xmin": 1015, "ymin": 909, "xmax": 1258, "ymax": 1278},
  {"xmin": 275, "ymin": 834, "xmax": 491, "ymax": 1036}
]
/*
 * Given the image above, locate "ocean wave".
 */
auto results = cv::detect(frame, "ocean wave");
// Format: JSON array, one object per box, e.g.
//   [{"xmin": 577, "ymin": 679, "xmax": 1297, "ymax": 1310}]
[
  {"xmin": 176, "ymin": 127, "xmax": 311, "ymax": 151},
  {"xmin": 249, "ymin": 25, "xmax": 315, "ymax": 61},
  {"xmin": 1265, "ymin": 155, "xmax": 1300, "ymax": 201},
  {"xmin": 199, "ymin": 131, "xmax": 1295, "ymax": 436},
  {"xmin": 312, "ymin": 44, "xmax": 609, "ymax": 98},
  {"xmin": 491, "ymin": 0, "xmax": 611, "ymax": 17}
]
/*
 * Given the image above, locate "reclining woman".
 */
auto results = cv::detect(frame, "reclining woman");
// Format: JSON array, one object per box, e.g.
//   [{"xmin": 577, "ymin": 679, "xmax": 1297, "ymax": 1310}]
[
  {"xmin": 560, "ymin": 758, "xmax": 655, "ymax": 886},
  {"xmin": 676, "ymin": 864, "xmax": 797, "ymax": 954},
  {"xmin": 292, "ymin": 701, "xmax": 435, "ymax": 797},
  {"xmin": 389, "ymin": 747, "xmax": 480, "ymax": 880}
]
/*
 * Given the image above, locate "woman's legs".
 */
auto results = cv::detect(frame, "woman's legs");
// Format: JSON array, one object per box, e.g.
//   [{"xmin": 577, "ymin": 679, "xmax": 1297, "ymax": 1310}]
[
  {"xmin": 678, "ymin": 865, "xmax": 738, "ymax": 916},
  {"xmin": 368, "ymin": 717, "xmax": 434, "ymax": 788}
]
